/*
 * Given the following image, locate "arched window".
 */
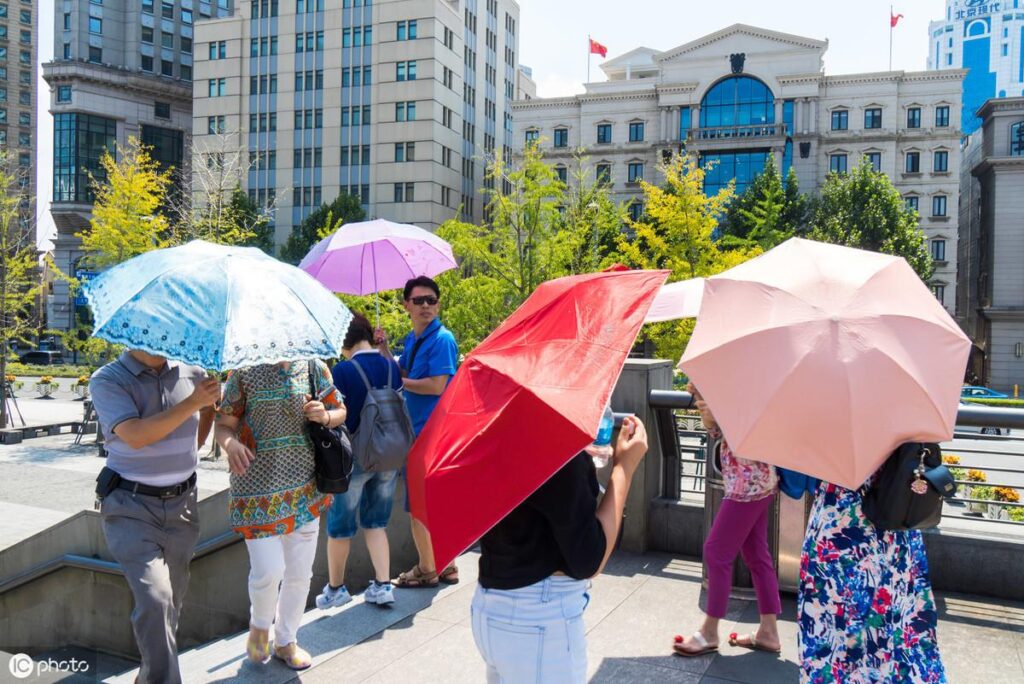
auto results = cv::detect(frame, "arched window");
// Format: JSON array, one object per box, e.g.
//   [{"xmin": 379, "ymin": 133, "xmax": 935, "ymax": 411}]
[
  {"xmin": 966, "ymin": 19, "xmax": 989, "ymax": 37},
  {"xmin": 700, "ymin": 76, "xmax": 775, "ymax": 128},
  {"xmin": 1011, "ymin": 121, "xmax": 1024, "ymax": 156}
]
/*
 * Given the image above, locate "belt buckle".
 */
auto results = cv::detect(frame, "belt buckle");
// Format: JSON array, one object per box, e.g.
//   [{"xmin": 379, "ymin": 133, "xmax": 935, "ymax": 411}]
[{"xmin": 160, "ymin": 486, "xmax": 179, "ymax": 500}]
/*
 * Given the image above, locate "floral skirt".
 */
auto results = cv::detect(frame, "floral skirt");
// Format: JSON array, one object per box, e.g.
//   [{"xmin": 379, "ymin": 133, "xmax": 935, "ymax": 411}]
[{"xmin": 797, "ymin": 483, "xmax": 946, "ymax": 683}]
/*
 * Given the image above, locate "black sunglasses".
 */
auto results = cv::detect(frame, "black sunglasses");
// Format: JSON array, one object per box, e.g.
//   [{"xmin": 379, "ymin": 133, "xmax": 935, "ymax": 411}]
[{"xmin": 409, "ymin": 295, "xmax": 439, "ymax": 306}]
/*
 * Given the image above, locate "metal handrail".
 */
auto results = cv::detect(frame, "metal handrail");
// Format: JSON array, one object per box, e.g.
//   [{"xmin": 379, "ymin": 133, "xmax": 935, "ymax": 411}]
[{"xmin": 0, "ymin": 530, "xmax": 241, "ymax": 596}]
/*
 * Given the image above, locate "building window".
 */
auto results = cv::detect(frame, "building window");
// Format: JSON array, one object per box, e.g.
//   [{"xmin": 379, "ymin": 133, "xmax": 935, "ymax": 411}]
[
  {"xmin": 181, "ymin": 65, "xmax": 192, "ymax": 81},
  {"xmin": 597, "ymin": 123, "xmax": 611, "ymax": 144},
  {"xmin": 53, "ymin": 112, "xmax": 117, "ymax": 203},
  {"xmin": 181, "ymin": 37, "xmax": 193, "ymax": 54},
  {"xmin": 88, "ymin": 46, "xmax": 102, "ymax": 63},
  {"xmin": 63, "ymin": 43, "xmax": 71, "ymax": 60},
  {"xmin": 628, "ymin": 202, "xmax": 643, "ymax": 222},
  {"xmin": 143, "ymin": 0, "xmax": 154, "ymax": 13},
  {"xmin": 162, "ymin": 32, "xmax": 174, "ymax": 49},
  {"xmin": 89, "ymin": 17, "xmax": 102, "ymax": 34},
  {"xmin": 830, "ymin": 154, "xmax": 848, "ymax": 174},
  {"xmin": 907, "ymin": 107, "xmax": 921, "ymax": 129},
  {"xmin": 397, "ymin": 20, "xmax": 417, "ymax": 40},
  {"xmin": 554, "ymin": 165, "xmax": 567, "ymax": 183},
  {"xmin": 154, "ymin": 101, "xmax": 171, "ymax": 119},
  {"xmin": 932, "ymin": 195, "xmax": 947, "ymax": 217},
  {"xmin": 141, "ymin": 125, "xmax": 184, "ymax": 176},
  {"xmin": 930, "ymin": 239, "xmax": 946, "ymax": 262},
  {"xmin": 208, "ymin": 78, "xmax": 226, "ymax": 97},
  {"xmin": 628, "ymin": 121, "xmax": 645, "ymax": 142},
  {"xmin": 209, "ymin": 41, "xmax": 227, "ymax": 59},
  {"xmin": 865, "ymin": 152, "xmax": 881, "ymax": 171},
  {"xmin": 905, "ymin": 151, "xmax": 920, "ymax": 173},
  {"xmin": 57, "ymin": 85, "xmax": 72, "ymax": 103},
  {"xmin": 931, "ymin": 283, "xmax": 945, "ymax": 304},
  {"xmin": 394, "ymin": 182, "xmax": 415, "ymax": 202},
  {"xmin": 596, "ymin": 163, "xmax": 611, "ymax": 185},
  {"xmin": 933, "ymin": 150, "xmax": 949, "ymax": 173},
  {"xmin": 831, "ymin": 110, "xmax": 849, "ymax": 131},
  {"xmin": 141, "ymin": 55, "xmax": 154, "ymax": 71},
  {"xmin": 864, "ymin": 108, "xmax": 882, "ymax": 129},
  {"xmin": 935, "ymin": 106, "xmax": 950, "ymax": 127},
  {"xmin": 207, "ymin": 115, "xmax": 225, "ymax": 134},
  {"xmin": 553, "ymin": 128, "xmax": 568, "ymax": 148},
  {"xmin": 627, "ymin": 162, "xmax": 644, "ymax": 183},
  {"xmin": 699, "ymin": 76, "xmax": 774, "ymax": 129},
  {"xmin": 162, "ymin": 2, "xmax": 174, "ymax": 19},
  {"xmin": 525, "ymin": 129, "xmax": 539, "ymax": 145},
  {"xmin": 396, "ymin": 61, "xmax": 417, "ymax": 81},
  {"xmin": 905, "ymin": 195, "xmax": 919, "ymax": 213},
  {"xmin": 1012, "ymin": 121, "xmax": 1024, "ymax": 156}
]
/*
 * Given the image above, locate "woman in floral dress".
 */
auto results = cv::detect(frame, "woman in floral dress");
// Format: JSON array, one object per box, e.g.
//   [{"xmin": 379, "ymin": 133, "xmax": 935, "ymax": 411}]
[
  {"xmin": 798, "ymin": 480, "xmax": 947, "ymax": 683},
  {"xmin": 215, "ymin": 360, "xmax": 346, "ymax": 671}
]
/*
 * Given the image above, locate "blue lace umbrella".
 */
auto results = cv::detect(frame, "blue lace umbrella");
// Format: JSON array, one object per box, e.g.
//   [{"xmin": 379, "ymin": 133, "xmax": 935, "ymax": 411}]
[{"xmin": 82, "ymin": 240, "xmax": 353, "ymax": 370}]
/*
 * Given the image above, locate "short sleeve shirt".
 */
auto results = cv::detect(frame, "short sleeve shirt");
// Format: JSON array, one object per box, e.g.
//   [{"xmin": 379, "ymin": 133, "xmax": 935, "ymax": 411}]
[
  {"xmin": 332, "ymin": 350, "xmax": 403, "ymax": 435},
  {"xmin": 398, "ymin": 318, "xmax": 458, "ymax": 435},
  {"xmin": 89, "ymin": 352, "xmax": 208, "ymax": 487}
]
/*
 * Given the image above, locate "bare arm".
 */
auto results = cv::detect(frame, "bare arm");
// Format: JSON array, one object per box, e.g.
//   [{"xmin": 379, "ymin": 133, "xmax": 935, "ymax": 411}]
[
  {"xmin": 214, "ymin": 413, "xmax": 256, "ymax": 476},
  {"xmin": 113, "ymin": 379, "xmax": 220, "ymax": 450},
  {"xmin": 402, "ymin": 375, "xmax": 449, "ymax": 396},
  {"xmin": 592, "ymin": 416, "xmax": 648, "ymax": 576},
  {"xmin": 197, "ymin": 405, "xmax": 215, "ymax": 448}
]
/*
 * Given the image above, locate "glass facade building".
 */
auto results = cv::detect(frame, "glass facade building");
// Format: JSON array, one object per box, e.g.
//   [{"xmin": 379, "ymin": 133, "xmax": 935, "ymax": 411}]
[{"xmin": 53, "ymin": 113, "xmax": 116, "ymax": 203}]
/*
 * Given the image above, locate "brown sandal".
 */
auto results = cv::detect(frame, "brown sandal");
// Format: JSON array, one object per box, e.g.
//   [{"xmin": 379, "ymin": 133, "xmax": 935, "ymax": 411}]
[
  {"xmin": 439, "ymin": 564, "xmax": 460, "ymax": 585},
  {"xmin": 392, "ymin": 564, "xmax": 439, "ymax": 588}
]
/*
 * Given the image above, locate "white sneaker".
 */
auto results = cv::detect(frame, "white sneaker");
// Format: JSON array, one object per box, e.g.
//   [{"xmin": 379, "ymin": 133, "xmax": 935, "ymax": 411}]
[
  {"xmin": 315, "ymin": 583, "xmax": 352, "ymax": 610},
  {"xmin": 364, "ymin": 581, "xmax": 395, "ymax": 606}
]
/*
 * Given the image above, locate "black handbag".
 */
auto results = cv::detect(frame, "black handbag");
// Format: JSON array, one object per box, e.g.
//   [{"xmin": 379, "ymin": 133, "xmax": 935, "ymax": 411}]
[
  {"xmin": 861, "ymin": 442, "xmax": 957, "ymax": 531},
  {"xmin": 306, "ymin": 361, "xmax": 354, "ymax": 494}
]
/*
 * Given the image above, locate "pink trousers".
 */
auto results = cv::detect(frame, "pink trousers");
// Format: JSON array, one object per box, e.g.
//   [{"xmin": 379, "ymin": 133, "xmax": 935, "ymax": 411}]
[{"xmin": 702, "ymin": 494, "xmax": 782, "ymax": 618}]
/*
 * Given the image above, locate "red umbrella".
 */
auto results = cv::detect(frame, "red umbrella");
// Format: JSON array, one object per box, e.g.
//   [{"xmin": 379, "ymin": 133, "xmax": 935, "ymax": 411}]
[{"xmin": 406, "ymin": 269, "xmax": 669, "ymax": 571}]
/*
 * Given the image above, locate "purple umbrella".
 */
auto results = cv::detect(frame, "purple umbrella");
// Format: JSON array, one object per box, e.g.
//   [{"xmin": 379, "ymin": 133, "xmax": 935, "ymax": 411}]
[{"xmin": 299, "ymin": 218, "xmax": 458, "ymax": 323}]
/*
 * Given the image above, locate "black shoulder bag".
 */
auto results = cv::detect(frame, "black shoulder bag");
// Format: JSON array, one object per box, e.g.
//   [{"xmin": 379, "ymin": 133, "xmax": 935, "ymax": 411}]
[
  {"xmin": 861, "ymin": 442, "xmax": 957, "ymax": 531},
  {"xmin": 306, "ymin": 361, "xmax": 354, "ymax": 494}
]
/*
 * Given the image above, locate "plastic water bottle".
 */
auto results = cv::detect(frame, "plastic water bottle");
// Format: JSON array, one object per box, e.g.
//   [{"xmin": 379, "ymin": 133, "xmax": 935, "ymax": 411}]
[{"xmin": 585, "ymin": 404, "xmax": 615, "ymax": 469}]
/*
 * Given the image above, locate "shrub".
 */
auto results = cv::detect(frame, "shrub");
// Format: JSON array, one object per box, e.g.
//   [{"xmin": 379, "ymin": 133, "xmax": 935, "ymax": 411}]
[
  {"xmin": 5, "ymin": 363, "xmax": 93, "ymax": 378},
  {"xmin": 972, "ymin": 485, "xmax": 995, "ymax": 501},
  {"xmin": 962, "ymin": 398, "xmax": 1024, "ymax": 408},
  {"xmin": 1008, "ymin": 507, "xmax": 1024, "ymax": 523}
]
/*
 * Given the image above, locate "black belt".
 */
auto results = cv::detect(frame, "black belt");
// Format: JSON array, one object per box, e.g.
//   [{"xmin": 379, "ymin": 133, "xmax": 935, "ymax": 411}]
[{"xmin": 117, "ymin": 472, "xmax": 197, "ymax": 499}]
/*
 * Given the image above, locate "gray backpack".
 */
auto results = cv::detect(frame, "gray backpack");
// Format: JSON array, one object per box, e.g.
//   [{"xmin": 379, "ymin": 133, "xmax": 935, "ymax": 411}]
[{"xmin": 350, "ymin": 359, "xmax": 415, "ymax": 472}]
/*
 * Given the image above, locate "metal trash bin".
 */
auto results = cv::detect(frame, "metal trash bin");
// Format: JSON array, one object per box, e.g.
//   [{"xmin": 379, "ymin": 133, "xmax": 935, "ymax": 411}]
[{"xmin": 702, "ymin": 436, "xmax": 812, "ymax": 596}]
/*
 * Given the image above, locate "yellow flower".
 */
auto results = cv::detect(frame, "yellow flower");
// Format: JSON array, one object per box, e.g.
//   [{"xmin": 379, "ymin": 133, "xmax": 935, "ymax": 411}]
[
  {"xmin": 943, "ymin": 455, "xmax": 961, "ymax": 465},
  {"xmin": 967, "ymin": 469, "xmax": 988, "ymax": 483},
  {"xmin": 994, "ymin": 487, "xmax": 1021, "ymax": 503}
]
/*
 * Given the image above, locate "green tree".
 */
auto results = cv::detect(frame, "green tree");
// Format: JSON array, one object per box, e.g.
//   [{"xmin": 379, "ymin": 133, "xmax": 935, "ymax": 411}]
[
  {"xmin": 618, "ymin": 154, "xmax": 761, "ymax": 360},
  {"xmin": 556, "ymin": 153, "xmax": 626, "ymax": 273},
  {"xmin": 228, "ymin": 186, "xmax": 275, "ymax": 252},
  {"xmin": 77, "ymin": 137, "xmax": 172, "ymax": 268},
  {"xmin": 807, "ymin": 160, "xmax": 933, "ymax": 279},
  {"xmin": 0, "ymin": 158, "xmax": 42, "ymax": 427},
  {"xmin": 280, "ymin": 193, "xmax": 365, "ymax": 264},
  {"xmin": 720, "ymin": 160, "xmax": 806, "ymax": 250}
]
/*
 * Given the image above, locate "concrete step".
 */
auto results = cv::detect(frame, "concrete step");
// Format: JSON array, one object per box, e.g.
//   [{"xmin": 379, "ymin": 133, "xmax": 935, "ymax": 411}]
[{"xmin": 108, "ymin": 553, "xmax": 482, "ymax": 684}]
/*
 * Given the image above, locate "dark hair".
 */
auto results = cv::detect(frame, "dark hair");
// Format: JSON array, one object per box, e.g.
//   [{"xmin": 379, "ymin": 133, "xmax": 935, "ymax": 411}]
[
  {"xmin": 343, "ymin": 312, "xmax": 375, "ymax": 350},
  {"xmin": 403, "ymin": 276, "xmax": 440, "ymax": 301}
]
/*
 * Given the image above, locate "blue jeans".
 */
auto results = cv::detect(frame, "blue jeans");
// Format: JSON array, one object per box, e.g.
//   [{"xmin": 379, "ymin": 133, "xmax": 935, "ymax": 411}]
[
  {"xmin": 325, "ymin": 466, "xmax": 398, "ymax": 539},
  {"xmin": 471, "ymin": 576, "xmax": 591, "ymax": 684}
]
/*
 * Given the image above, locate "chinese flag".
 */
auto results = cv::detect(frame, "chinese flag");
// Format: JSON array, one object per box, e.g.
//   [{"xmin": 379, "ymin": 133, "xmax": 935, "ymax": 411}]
[
  {"xmin": 891, "ymin": 12, "xmax": 904, "ymax": 28},
  {"xmin": 589, "ymin": 38, "xmax": 608, "ymax": 58}
]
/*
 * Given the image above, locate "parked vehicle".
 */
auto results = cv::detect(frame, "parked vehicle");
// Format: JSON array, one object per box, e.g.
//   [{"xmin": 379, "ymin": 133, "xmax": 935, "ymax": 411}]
[
  {"xmin": 961, "ymin": 385, "xmax": 1010, "ymax": 399},
  {"xmin": 956, "ymin": 402, "xmax": 1012, "ymax": 436},
  {"xmin": 18, "ymin": 350, "xmax": 66, "ymax": 366}
]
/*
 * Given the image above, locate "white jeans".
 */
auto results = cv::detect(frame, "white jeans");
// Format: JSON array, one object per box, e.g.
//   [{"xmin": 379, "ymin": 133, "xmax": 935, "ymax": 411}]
[{"xmin": 244, "ymin": 518, "xmax": 320, "ymax": 647}]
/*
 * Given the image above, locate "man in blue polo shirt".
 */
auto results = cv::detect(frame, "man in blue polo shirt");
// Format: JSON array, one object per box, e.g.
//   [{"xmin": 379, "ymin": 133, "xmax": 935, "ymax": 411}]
[{"xmin": 379, "ymin": 275, "xmax": 460, "ymax": 588}]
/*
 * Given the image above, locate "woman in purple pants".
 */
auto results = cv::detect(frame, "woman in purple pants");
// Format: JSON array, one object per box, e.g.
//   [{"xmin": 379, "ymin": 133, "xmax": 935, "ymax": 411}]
[{"xmin": 673, "ymin": 384, "xmax": 782, "ymax": 657}]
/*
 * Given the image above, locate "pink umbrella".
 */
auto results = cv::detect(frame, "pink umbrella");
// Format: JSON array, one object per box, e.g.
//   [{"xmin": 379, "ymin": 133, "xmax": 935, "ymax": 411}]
[
  {"xmin": 299, "ymin": 218, "xmax": 458, "ymax": 321},
  {"xmin": 645, "ymin": 277, "xmax": 705, "ymax": 322},
  {"xmin": 678, "ymin": 238, "xmax": 971, "ymax": 490}
]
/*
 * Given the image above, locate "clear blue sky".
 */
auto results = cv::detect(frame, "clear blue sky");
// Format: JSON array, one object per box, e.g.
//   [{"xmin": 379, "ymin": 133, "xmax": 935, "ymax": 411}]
[
  {"xmin": 518, "ymin": 0, "xmax": 939, "ymax": 97},
  {"xmin": 35, "ymin": 0, "xmax": 942, "ymax": 245}
]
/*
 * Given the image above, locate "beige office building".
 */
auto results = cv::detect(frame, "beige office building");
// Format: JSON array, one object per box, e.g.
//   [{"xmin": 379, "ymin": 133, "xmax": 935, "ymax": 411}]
[
  {"xmin": 512, "ymin": 24, "xmax": 965, "ymax": 315},
  {"xmin": 1, "ymin": 0, "xmax": 37, "ymax": 243},
  {"xmin": 193, "ymin": 0, "xmax": 522, "ymax": 246}
]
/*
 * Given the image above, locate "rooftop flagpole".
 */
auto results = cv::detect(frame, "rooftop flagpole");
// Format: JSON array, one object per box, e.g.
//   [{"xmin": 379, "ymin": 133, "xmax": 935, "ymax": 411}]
[
  {"xmin": 889, "ymin": 5, "xmax": 894, "ymax": 71},
  {"xmin": 587, "ymin": 34, "xmax": 591, "ymax": 85}
]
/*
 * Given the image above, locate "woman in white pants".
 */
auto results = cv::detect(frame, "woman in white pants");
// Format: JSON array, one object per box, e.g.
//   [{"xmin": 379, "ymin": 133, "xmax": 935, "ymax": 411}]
[{"xmin": 215, "ymin": 360, "xmax": 345, "ymax": 670}]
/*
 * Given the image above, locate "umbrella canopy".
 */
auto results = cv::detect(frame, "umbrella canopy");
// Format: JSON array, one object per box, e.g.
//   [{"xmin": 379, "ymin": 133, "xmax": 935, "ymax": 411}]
[
  {"xmin": 679, "ymin": 238, "xmax": 971, "ymax": 490},
  {"xmin": 407, "ymin": 269, "xmax": 669, "ymax": 572},
  {"xmin": 83, "ymin": 240, "xmax": 353, "ymax": 370},
  {"xmin": 299, "ymin": 218, "xmax": 457, "ymax": 295},
  {"xmin": 645, "ymin": 277, "xmax": 705, "ymax": 322}
]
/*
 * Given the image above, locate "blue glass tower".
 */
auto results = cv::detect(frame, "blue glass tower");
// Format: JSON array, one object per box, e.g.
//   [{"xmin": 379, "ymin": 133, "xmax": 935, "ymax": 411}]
[{"xmin": 929, "ymin": 0, "xmax": 1024, "ymax": 133}]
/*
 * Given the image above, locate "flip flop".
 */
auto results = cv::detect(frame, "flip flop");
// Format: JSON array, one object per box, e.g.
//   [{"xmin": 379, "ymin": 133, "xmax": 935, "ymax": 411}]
[
  {"xmin": 392, "ymin": 564, "xmax": 439, "ymax": 588},
  {"xmin": 728, "ymin": 632, "xmax": 782, "ymax": 654},
  {"xmin": 672, "ymin": 631, "xmax": 718, "ymax": 657}
]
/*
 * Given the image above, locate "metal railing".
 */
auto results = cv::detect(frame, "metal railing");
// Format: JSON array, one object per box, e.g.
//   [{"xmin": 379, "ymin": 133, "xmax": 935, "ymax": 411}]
[
  {"xmin": 687, "ymin": 123, "xmax": 788, "ymax": 142},
  {"xmin": 648, "ymin": 389, "xmax": 1024, "ymax": 528}
]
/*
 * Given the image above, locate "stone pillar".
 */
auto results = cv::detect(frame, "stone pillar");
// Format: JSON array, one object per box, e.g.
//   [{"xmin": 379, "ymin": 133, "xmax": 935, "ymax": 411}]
[
  {"xmin": 774, "ymin": 98, "xmax": 784, "ymax": 126},
  {"xmin": 610, "ymin": 359, "xmax": 674, "ymax": 554},
  {"xmin": 660, "ymin": 107, "xmax": 667, "ymax": 141},
  {"xmin": 795, "ymin": 99, "xmax": 804, "ymax": 134},
  {"xmin": 808, "ymin": 99, "xmax": 817, "ymax": 134}
]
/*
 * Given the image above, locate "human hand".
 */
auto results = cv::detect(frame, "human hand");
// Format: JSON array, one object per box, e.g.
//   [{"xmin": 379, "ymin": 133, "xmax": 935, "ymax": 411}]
[
  {"xmin": 303, "ymin": 397, "xmax": 330, "ymax": 426},
  {"xmin": 613, "ymin": 415, "xmax": 648, "ymax": 474},
  {"xmin": 694, "ymin": 398, "xmax": 717, "ymax": 430},
  {"xmin": 224, "ymin": 437, "xmax": 255, "ymax": 476},
  {"xmin": 188, "ymin": 378, "xmax": 221, "ymax": 410}
]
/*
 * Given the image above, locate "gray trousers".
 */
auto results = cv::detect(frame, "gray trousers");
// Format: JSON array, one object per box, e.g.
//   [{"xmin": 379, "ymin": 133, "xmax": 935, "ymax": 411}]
[{"xmin": 101, "ymin": 484, "xmax": 200, "ymax": 684}]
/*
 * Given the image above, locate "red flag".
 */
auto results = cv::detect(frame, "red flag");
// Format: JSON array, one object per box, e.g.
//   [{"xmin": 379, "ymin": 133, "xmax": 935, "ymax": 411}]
[
  {"xmin": 589, "ymin": 38, "xmax": 608, "ymax": 58},
  {"xmin": 891, "ymin": 12, "xmax": 904, "ymax": 28}
]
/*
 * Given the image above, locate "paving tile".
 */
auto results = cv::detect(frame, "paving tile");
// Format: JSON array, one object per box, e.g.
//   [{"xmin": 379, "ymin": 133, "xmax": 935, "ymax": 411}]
[
  {"xmin": 358, "ymin": 624, "xmax": 487, "ymax": 684},
  {"xmin": 703, "ymin": 596, "xmax": 800, "ymax": 684},
  {"xmin": 590, "ymin": 656, "xmax": 703, "ymax": 683}
]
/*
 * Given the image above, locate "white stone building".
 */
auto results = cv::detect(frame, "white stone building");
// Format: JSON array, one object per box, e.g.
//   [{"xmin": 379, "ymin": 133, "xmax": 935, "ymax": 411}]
[{"xmin": 512, "ymin": 24, "xmax": 965, "ymax": 315}]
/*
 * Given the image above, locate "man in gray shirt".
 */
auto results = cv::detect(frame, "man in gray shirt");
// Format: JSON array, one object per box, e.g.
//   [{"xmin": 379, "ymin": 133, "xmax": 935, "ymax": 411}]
[{"xmin": 90, "ymin": 350, "xmax": 220, "ymax": 684}]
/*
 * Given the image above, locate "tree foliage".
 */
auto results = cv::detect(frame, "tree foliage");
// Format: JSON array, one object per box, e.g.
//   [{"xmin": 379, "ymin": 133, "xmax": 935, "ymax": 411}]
[
  {"xmin": 0, "ymin": 157, "xmax": 42, "ymax": 427},
  {"xmin": 807, "ymin": 160, "xmax": 933, "ymax": 280},
  {"xmin": 720, "ymin": 160, "xmax": 807, "ymax": 250},
  {"xmin": 618, "ymin": 155, "xmax": 761, "ymax": 360},
  {"xmin": 280, "ymin": 193, "xmax": 365, "ymax": 264},
  {"xmin": 77, "ymin": 137, "xmax": 172, "ymax": 268}
]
